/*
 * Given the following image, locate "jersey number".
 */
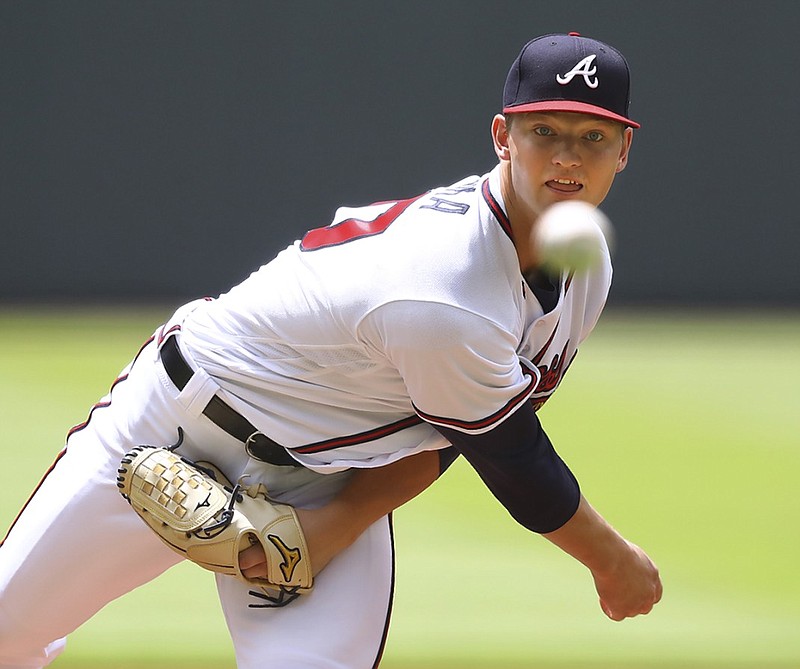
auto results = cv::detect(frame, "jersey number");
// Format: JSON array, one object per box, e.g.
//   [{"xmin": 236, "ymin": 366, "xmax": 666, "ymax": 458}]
[{"xmin": 300, "ymin": 195, "xmax": 423, "ymax": 251}]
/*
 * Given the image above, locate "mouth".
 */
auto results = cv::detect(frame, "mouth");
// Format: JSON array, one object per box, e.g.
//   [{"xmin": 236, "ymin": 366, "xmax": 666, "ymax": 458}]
[{"xmin": 546, "ymin": 178, "xmax": 583, "ymax": 194}]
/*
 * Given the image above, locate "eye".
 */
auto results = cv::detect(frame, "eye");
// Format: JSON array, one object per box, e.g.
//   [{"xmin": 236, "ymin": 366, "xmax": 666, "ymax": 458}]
[
  {"xmin": 585, "ymin": 130, "xmax": 605, "ymax": 142},
  {"xmin": 533, "ymin": 126, "xmax": 555, "ymax": 137}
]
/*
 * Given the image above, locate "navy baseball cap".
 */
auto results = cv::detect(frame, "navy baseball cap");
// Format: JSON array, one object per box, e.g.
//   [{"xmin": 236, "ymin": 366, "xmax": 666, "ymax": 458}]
[{"xmin": 503, "ymin": 32, "xmax": 639, "ymax": 128}]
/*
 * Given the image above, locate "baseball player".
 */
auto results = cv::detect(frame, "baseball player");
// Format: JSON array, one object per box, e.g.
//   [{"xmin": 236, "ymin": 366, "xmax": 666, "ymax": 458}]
[{"xmin": 0, "ymin": 32, "xmax": 661, "ymax": 668}]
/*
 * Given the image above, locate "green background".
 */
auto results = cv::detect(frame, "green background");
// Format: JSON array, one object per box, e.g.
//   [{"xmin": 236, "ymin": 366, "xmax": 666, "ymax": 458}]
[{"xmin": 1, "ymin": 308, "xmax": 798, "ymax": 668}]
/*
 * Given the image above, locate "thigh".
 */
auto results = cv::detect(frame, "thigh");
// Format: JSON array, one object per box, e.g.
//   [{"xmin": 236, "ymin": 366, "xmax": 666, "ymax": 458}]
[
  {"xmin": 0, "ymin": 337, "xmax": 191, "ymax": 664},
  {"xmin": 217, "ymin": 514, "xmax": 395, "ymax": 669},
  {"xmin": 0, "ymin": 426, "xmax": 183, "ymax": 664}
]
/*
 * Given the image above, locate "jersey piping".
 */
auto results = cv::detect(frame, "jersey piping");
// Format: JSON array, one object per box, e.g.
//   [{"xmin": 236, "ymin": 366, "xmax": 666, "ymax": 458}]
[
  {"xmin": 481, "ymin": 178, "xmax": 513, "ymax": 242},
  {"xmin": 412, "ymin": 359, "xmax": 539, "ymax": 433},
  {"xmin": 292, "ymin": 415, "xmax": 423, "ymax": 454}
]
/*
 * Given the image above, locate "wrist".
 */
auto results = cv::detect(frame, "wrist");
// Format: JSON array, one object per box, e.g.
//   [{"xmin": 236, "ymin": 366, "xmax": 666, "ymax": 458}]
[
  {"xmin": 587, "ymin": 537, "xmax": 633, "ymax": 580},
  {"xmin": 543, "ymin": 495, "xmax": 628, "ymax": 574}
]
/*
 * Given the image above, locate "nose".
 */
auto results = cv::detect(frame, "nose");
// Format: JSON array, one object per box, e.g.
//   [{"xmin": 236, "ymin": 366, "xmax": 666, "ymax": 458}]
[{"xmin": 552, "ymin": 140, "xmax": 582, "ymax": 168}]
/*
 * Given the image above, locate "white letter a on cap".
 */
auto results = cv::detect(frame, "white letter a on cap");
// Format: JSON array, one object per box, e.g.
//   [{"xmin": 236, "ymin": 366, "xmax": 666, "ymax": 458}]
[{"xmin": 556, "ymin": 55, "xmax": 599, "ymax": 89}]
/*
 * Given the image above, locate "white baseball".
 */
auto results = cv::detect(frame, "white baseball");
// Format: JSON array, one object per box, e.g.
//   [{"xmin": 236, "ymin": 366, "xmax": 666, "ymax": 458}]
[{"xmin": 533, "ymin": 201, "xmax": 614, "ymax": 273}]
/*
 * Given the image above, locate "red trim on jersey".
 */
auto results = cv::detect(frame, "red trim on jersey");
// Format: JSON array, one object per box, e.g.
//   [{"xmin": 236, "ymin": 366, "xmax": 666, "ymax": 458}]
[
  {"xmin": 531, "ymin": 316, "xmax": 561, "ymax": 366},
  {"xmin": 414, "ymin": 362, "xmax": 538, "ymax": 432},
  {"xmin": 158, "ymin": 324, "xmax": 182, "ymax": 345},
  {"xmin": 292, "ymin": 414, "xmax": 424, "ymax": 454},
  {"xmin": 481, "ymin": 178, "xmax": 513, "ymax": 241}
]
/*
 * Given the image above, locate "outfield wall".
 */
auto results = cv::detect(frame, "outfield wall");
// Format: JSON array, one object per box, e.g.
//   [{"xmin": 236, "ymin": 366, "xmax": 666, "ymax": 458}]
[{"xmin": 2, "ymin": 1, "xmax": 798, "ymax": 306}]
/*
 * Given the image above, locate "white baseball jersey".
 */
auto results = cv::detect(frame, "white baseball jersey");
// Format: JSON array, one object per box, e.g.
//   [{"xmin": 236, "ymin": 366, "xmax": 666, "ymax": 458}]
[
  {"xmin": 179, "ymin": 166, "xmax": 612, "ymax": 471},
  {"xmin": 0, "ymin": 165, "xmax": 612, "ymax": 669}
]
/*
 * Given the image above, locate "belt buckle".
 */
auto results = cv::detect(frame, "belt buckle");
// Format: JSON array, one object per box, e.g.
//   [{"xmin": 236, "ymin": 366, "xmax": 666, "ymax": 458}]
[
  {"xmin": 245, "ymin": 432, "xmax": 267, "ymax": 460},
  {"xmin": 245, "ymin": 431, "xmax": 297, "ymax": 467}
]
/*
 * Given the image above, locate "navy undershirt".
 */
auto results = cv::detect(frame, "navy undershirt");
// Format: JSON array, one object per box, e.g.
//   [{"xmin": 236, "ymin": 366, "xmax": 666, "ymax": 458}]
[
  {"xmin": 525, "ymin": 268, "xmax": 560, "ymax": 314},
  {"xmin": 434, "ymin": 404, "xmax": 580, "ymax": 534},
  {"xmin": 433, "ymin": 268, "xmax": 579, "ymax": 534}
]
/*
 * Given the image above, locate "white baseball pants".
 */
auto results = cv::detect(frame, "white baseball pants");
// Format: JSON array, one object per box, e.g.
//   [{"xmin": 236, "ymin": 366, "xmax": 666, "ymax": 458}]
[{"xmin": 0, "ymin": 323, "xmax": 395, "ymax": 669}]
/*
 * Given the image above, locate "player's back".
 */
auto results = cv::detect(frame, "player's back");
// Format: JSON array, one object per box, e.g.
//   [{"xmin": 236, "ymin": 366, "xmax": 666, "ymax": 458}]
[
  {"xmin": 175, "ymin": 172, "xmax": 527, "ymax": 461},
  {"xmin": 182, "ymin": 173, "xmax": 522, "ymax": 380}
]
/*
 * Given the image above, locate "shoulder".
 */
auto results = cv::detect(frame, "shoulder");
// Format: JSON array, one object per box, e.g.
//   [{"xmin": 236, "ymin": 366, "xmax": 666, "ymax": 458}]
[{"xmin": 361, "ymin": 300, "xmax": 516, "ymax": 353}]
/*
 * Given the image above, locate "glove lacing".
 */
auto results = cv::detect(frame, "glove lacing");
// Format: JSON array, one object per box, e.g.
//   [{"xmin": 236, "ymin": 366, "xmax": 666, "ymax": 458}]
[{"xmin": 163, "ymin": 426, "xmax": 245, "ymax": 540}]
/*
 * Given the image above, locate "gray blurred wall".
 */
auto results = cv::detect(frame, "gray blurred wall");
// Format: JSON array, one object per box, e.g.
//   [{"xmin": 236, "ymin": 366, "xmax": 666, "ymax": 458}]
[{"xmin": 2, "ymin": 1, "xmax": 798, "ymax": 306}]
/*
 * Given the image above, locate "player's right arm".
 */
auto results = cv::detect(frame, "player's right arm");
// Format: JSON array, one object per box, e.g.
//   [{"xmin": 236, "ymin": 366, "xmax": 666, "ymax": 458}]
[
  {"xmin": 542, "ymin": 494, "xmax": 662, "ymax": 621},
  {"xmin": 366, "ymin": 300, "xmax": 662, "ymax": 619},
  {"xmin": 434, "ymin": 403, "xmax": 661, "ymax": 620},
  {"xmin": 295, "ymin": 449, "xmax": 442, "ymax": 575},
  {"xmin": 239, "ymin": 448, "xmax": 443, "ymax": 580}
]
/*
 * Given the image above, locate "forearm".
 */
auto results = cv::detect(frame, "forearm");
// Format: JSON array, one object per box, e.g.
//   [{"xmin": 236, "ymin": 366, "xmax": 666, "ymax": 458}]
[
  {"xmin": 543, "ymin": 494, "xmax": 663, "ymax": 620},
  {"xmin": 297, "ymin": 449, "xmax": 440, "ymax": 573},
  {"xmin": 542, "ymin": 494, "xmax": 627, "ymax": 573}
]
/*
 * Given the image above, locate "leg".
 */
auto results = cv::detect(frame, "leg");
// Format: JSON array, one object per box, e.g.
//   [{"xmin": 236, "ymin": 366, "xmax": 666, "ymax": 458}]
[
  {"xmin": 217, "ymin": 515, "xmax": 395, "ymax": 669},
  {"xmin": 0, "ymin": 329, "xmax": 226, "ymax": 667},
  {"xmin": 0, "ymin": 409, "xmax": 183, "ymax": 667}
]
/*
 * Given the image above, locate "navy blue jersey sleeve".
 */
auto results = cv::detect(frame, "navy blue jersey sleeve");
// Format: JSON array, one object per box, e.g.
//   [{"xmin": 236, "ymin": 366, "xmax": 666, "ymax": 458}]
[{"xmin": 432, "ymin": 403, "xmax": 580, "ymax": 533}]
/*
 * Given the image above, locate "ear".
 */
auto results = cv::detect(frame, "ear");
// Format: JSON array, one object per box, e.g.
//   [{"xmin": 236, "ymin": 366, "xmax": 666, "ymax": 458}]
[
  {"xmin": 616, "ymin": 127, "xmax": 634, "ymax": 173},
  {"xmin": 491, "ymin": 114, "xmax": 511, "ymax": 162}
]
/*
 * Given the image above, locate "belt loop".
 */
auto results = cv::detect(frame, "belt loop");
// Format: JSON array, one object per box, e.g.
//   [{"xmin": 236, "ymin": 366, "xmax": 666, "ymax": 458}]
[
  {"xmin": 178, "ymin": 367, "xmax": 222, "ymax": 419},
  {"xmin": 160, "ymin": 335, "xmax": 301, "ymax": 467}
]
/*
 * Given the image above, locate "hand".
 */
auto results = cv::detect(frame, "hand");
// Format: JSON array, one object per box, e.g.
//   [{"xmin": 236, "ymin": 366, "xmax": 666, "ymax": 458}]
[
  {"xmin": 591, "ymin": 540, "xmax": 662, "ymax": 621},
  {"xmin": 238, "ymin": 543, "xmax": 268, "ymax": 580},
  {"xmin": 237, "ymin": 451, "xmax": 440, "ymax": 583},
  {"xmin": 542, "ymin": 496, "xmax": 663, "ymax": 622},
  {"xmin": 236, "ymin": 506, "xmax": 355, "ymax": 581}
]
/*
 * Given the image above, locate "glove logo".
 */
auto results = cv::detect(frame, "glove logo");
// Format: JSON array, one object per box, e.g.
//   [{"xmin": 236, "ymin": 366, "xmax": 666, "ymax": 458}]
[
  {"xmin": 267, "ymin": 534, "xmax": 302, "ymax": 583},
  {"xmin": 195, "ymin": 492, "xmax": 211, "ymax": 510}
]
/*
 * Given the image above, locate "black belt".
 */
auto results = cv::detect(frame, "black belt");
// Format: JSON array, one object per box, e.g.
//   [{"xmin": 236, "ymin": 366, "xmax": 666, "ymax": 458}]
[{"xmin": 159, "ymin": 336, "xmax": 300, "ymax": 467}]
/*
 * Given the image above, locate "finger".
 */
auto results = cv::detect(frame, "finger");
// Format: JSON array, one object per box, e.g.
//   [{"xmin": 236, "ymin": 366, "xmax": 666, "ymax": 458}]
[
  {"xmin": 654, "ymin": 577, "xmax": 664, "ymax": 604},
  {"xmin": 242, "ymin": 564, "xmax": 267, "ymax": 579},
  {"xmin": 631, "ymin": 590, "xmax": 661, "ymax": 618},
  {"xmin": 238, "ymin": 544, "xmax": 266, "ymax": 570},
  {"xmin": 600, "ymin": 599, "xmax": 621, "ymax": 621}
]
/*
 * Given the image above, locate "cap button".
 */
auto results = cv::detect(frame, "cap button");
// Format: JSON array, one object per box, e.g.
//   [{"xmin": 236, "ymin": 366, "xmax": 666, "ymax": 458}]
[{"xmin": 568, "ymin": 31, "xmax": 581, "ymax": 36}]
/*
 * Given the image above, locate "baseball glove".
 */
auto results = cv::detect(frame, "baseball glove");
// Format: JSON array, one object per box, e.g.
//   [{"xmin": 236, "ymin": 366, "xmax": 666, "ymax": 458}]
[{"xmin": 117, "ymin": 444, "xmax": 313, "ymax": 593}]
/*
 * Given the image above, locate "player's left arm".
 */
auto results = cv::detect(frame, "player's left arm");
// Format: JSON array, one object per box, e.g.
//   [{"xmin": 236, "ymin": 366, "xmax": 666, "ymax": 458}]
[{"xmin": 239, "ymin": 448, "xmax": 443, "ymax": 579}]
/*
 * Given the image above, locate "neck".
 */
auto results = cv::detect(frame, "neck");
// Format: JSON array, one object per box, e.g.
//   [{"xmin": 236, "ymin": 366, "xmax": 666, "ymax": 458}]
[{"xmin": 497, "ymin": 161, "xmax": 539, "ymax": 275}]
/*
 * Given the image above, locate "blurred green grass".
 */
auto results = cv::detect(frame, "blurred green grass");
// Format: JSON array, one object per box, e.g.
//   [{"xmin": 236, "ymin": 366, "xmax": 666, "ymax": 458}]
[{"xmin": 1, "ymin": 307, "xmax": 798, "ymax": 669}]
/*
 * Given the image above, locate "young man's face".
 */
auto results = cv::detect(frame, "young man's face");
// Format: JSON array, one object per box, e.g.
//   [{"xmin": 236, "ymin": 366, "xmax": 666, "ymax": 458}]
[{"xmin": 493, "ymin": 111, "xmax": 633, "ymax": 219}]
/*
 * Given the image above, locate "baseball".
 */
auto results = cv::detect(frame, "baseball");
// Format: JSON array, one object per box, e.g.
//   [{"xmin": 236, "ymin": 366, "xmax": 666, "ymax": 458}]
[{"xmin": 533, "ymin": 200, "xmax": 614, "ymax": 273}]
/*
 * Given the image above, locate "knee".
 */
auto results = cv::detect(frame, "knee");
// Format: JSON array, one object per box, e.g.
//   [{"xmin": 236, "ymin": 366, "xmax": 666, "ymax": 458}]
[{"xmin": 0, "ymin": 608, "xmax": 65, "ymax": 668}]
